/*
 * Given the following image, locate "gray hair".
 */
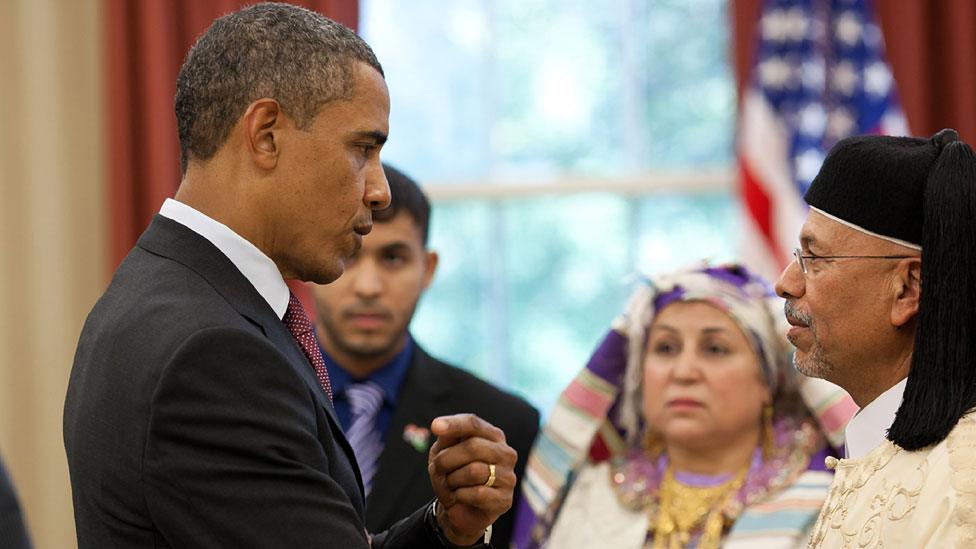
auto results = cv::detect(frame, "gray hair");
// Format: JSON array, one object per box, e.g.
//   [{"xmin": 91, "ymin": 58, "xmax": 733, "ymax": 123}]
[{"xmin": 175, "ymin": 2, "xmax": 384, "ymax": 173}]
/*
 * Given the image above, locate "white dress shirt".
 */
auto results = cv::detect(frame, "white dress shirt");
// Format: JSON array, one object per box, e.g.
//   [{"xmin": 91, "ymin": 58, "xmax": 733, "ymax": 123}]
[
  {"xmin": 158, "ymin": 198, "xmax": 290, "ymax": 319},
  {"xmin": 844, "ymin": 377, "xmax": 908, "ymax": 458}
]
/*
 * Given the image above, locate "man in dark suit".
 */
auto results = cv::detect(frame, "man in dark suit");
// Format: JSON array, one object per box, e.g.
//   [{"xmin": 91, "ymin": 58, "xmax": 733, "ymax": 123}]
[
  {"xmin": 311, "ymin": 165, "xmax": 540, "ymax": 548},
  {"xmin": 64, "ymin": 5, "xmax": 515, "ymax": 548}
]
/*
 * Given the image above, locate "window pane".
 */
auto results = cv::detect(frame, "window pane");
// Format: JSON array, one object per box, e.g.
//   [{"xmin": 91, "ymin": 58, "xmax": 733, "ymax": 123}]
[
  {"xmin": 492, "ymin": 1, "xmax": 626, "ymax": 175},
  {"xmin": 642, "ymin": 0, "xmax": 734, "ymax": 168},
  {"xmin": 361, "ymin": 0, "xmax": 737, "ymax": 415},
  {"xmin": 360, "ymin": 0, "xmax": 493, "ymax": 181},
  {"xmin": 411, "ymin": 192, "xmax": 738, "ymax": 412},
  {"xmin": 361, "ymin": 0, "xmax": 733, "ymax": 180},
  {"xmin": 634, "ymin": 192, "xmax": 740, "ymax": 273},
  {"xmin": 501, "ymin": 194, "xmax": 633, "ymax": 410},
  {"xmin": 409, "ymin": 201, "xmax": 496, "ymax": 377}
]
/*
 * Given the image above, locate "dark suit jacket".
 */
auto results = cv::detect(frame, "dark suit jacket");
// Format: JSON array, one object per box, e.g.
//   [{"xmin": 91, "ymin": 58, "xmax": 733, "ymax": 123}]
[
  {"xmin": 64, "ymin": 216, "xmax": 436, "ymax": 548},
  {"xmin": 0, "ymin": 454, "xmax": 31, "ymax": 549},
  {"xmin": 365, "ymin": 346, "xmax": 540, "ymax": 548}
]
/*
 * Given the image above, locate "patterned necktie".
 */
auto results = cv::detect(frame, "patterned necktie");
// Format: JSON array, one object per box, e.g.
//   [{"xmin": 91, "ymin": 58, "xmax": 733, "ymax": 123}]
[
  {"xmin": 344, "ymin": 381, "xmax": 385, "ymax": 495},
  {"xmin": 282, "ymin": 292, "xmax": 333, "ymax": 402}
]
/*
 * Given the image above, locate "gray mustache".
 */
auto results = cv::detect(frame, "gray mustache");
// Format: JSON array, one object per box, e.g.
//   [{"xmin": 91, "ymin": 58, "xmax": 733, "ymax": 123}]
[{"xmin": 784, "ymin": 300, "xmax": 811, "ymax": 325}]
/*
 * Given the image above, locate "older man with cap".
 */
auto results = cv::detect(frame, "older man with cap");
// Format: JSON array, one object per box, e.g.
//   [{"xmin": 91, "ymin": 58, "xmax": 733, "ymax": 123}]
[{"xmin": 775, "ymin": 128, "xmax": 976, "ymax": 547}]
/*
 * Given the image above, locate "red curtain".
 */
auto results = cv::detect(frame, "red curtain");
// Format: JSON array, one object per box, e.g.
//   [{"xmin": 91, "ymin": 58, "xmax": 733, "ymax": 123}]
[
  {"xmin": 731, "ymin": 0, "xmax": 976, "ymax": 142},
  {"xmin": 730, "ymin": 0, "xmax": 763, "ymax": 107},
  {"xmin": 874, "ymin": 1, "xmax": 976, "ymax": 141},
  {"xmin": 105, "ymin": 0, "xmax": 359, "ymax": 269}
]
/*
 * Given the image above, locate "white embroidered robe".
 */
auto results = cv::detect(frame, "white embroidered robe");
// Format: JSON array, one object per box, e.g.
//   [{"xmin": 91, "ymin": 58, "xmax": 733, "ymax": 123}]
[{"xmin": 807, "ymin": 414, "xmax": 976, "ymax": 548}]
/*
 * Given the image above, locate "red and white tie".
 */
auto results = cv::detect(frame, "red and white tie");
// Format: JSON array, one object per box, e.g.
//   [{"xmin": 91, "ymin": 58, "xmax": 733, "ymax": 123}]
[{"xmin": 282, "ymin": 292, "xmax": 333, "ymax": 401}]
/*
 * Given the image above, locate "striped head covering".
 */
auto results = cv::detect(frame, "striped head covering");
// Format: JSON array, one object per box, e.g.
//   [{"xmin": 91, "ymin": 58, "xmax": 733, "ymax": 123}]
[
  {"xmin": 512, "ymin": 262, "xmax": 856, "ymax": 548},
  {"xmin": 615, "ymin": 263, "xmax": 790, "ymax": 445}
]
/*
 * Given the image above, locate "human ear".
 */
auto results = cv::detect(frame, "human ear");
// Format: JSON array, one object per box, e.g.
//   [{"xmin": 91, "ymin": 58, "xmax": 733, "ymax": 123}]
[
  {"xmin": 890, "ymin": 258, "xmax": 921, "ymax": 328},
  {"xmin": 242, "ymin": 98, "xmax": 281, "ymax": 170},
  {"xmin": 421, "ymin": 250, "xmax": 439, "ymax": 291}
]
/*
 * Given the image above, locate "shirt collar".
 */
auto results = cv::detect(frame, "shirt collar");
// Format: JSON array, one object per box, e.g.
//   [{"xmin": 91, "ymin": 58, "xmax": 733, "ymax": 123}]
[
  {"xmin": 844, "ymin": 377, "xmax": 908, "ymax": 458},
  {"xmin": 323, "ymin": 336, "xmax": 414, "ymax": 405},
  {"xmin": 159, "ymin": 198, "xmax": 290, "ymax": 319}
]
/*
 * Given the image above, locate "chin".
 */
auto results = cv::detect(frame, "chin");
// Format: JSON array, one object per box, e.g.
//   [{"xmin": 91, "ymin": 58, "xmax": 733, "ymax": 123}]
[
  {"xmin": 347, "ymin": 341, "xmax": 397, "ymax": 359},
  {"xmin": 663, "ymin": 428, "xmax": 711, "ymax": 449},
  {"xmin": 793, "ymin": 352, "xmax": 831, "ymax": 380},
  {"xmin": 346, "ymin": 334, "xmax": 384, "ymax": 350},
  {"xmin": 310, "ymin": 260, "xmax": 345, "ymax": 285},
  {"xmin": 662, "ymin": 418, "xmax": 708, "ymax": 437},
  {"xmin": 282, "ymin": 254, "xmax": 342, "ymax": 284},
  {"xmin": 305, "ymin": 272, "xmax": 341, "ymax": 286}
]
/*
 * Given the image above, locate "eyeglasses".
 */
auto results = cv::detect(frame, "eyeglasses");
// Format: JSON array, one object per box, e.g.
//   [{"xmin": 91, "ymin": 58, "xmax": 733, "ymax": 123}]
[{"xmin": 792, "ymin": 248, "xmax": 915, "ymax": 275}]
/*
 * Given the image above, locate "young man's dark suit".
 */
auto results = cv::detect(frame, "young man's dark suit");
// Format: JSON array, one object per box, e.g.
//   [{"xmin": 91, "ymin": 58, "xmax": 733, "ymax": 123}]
[
  {"xmin": 64, "ymin": 216, "xmax": 434, "ymax": 548},
  {"xmin": 365, "ymin": 344, "xmax": 540, "ymax": 547}
]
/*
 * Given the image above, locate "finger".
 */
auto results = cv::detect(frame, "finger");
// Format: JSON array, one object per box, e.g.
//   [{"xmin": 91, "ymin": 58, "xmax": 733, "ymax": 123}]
[
  {"xmin": 444, "ymin": 461, "xmax": 513, "ymax": 491},
  {"xmin": 430, "ymin": 437, "xmax": 500, "ymax": 472},
  {"xmin": 431, "ymin": 414, "xmax": 506, "ymax": 444},
  {"xmin": 427, "ymin": 430, "xmax": 460, "ymax": 458},
  {"xmin": 429, "ymin": 460, "xmax": 453, "ymax": 506},
  {"xmin": 429, "ymin": 437, "xmax": 517, "ymax": 476},
  {"xmin": 429, "ymin": 460, "xmax": 515, "ymax": 510},
  {"xmin": 450, "ymin": 484, "xmax": 514, "ymax": 513},
  {"xmin": 428, "ymin": 436, "xmax": 447, "ymax": 465}
]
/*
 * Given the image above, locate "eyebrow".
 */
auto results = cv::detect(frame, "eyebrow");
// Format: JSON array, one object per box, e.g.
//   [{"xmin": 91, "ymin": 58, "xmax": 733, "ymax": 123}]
[
  {"xmin": 799, "ymin": 233, "xmax": 828, "ymax": 253},
  {"xmin": 352, "ymin": 130, "xmax": 388, "ymax": 145},
  {"xmin": 378, "ymin": 242, "xmax": 412, "ymax": 254}
]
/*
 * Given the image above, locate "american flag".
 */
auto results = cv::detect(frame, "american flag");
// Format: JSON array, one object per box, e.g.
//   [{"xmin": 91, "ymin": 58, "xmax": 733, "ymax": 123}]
[{"xmin": 737, "ymin": 0, "xmax": 907, "ymax": 280}]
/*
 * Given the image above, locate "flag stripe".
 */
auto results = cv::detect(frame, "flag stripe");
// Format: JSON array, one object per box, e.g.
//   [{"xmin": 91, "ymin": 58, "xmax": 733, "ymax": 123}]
[{"xmin": 737, "ymin": 0, "xmax": 907, "ymax": 280}]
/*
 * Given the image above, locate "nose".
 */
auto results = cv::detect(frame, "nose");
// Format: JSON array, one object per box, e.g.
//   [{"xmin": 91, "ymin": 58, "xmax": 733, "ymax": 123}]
[
  {"xmin": 364, "ymin": 161, "xmax": 391, "ymax": 211},
  {"xmin": 671, "ymin": 350, "xmax": 702, "ymax": 382},
  {"xmin": 774, "ymin": 258, "xmax": 805, "ymax": 299},
  {"xmin": 351, "ymin": 258, "xmax": 382, "ymax": 299}
]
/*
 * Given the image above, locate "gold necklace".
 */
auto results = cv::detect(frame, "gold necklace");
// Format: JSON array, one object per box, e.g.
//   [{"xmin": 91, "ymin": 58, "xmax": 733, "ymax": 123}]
[{"xmin": 650, "ymin": 462, "xmax": 749, "ymax": 549}]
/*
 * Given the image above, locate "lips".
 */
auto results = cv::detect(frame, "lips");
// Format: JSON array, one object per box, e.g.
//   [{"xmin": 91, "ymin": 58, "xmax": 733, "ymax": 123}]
[
  {"xmin": 350, "ymin": 224, "xmax": 372, "ymax": 251},
  {"xmin": 786, "ymin": 315, "xmax": 808, "ymax": 328},
  {"xmin": 784, "ymin": 311, "xmax": 812, "ymax": 348},
  {"xmin": 348, "ymin": 314, "xmax": 387, "ymax": 330},
  {"xmin": 666, "ymin": 398, "xmax": 703, "ymax": 408},
  {"xmin": 344, "ymin": 308, "xmax": 392, "ymax": 330}
]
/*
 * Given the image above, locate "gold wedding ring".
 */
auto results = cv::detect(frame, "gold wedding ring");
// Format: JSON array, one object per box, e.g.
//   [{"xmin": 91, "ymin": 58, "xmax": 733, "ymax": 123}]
[{"xmin": 484, "ymin": 463, "xmax": 496, "ymax": 488}]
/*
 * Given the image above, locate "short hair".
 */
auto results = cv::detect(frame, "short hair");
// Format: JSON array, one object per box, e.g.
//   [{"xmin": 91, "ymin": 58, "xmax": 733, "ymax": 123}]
[
  {"xmin": 175, "ymin": 3, "xmax": 383, "ymax": 173},
  {"xmin": 374, "ymin": 164, "xmax": 431, "ymax": 245}
]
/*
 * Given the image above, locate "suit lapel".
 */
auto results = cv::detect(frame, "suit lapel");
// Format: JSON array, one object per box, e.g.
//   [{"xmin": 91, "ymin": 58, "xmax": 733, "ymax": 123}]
[
  {"xmin": 138, "ymin": 216, "xmax": 343, "ymax": 418},
  {"xmin": 365, "ymin": 347, "xmax": 451, "ymax": 528},
  {"xmin": 137, "ymin": 215, "xmax": 365, "ymax": 513}
]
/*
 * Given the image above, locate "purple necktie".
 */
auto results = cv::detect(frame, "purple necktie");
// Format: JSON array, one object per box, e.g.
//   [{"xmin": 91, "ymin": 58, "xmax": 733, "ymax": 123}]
[
  {"xmin": 344, "ymin": 381, "xmax": 385, "ymax": 494},
  {"xmin": 282, "ymin": 292, "xmax": 333, "ymax": 402}
]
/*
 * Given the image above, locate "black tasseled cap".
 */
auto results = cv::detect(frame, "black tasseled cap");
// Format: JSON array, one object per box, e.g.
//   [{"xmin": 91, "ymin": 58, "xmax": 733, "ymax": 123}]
[{"xmin": 804, "ymin": 129, "xmax": 960, "ymax": 247}]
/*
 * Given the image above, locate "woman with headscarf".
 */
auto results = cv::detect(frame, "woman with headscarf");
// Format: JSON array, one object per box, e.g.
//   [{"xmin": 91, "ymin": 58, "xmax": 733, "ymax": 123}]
[{"xmin": 512, "ymin": 263, "xmax": 856, "ymax": 549}]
